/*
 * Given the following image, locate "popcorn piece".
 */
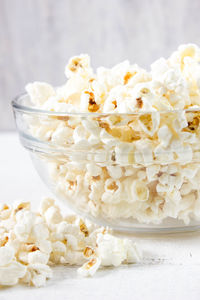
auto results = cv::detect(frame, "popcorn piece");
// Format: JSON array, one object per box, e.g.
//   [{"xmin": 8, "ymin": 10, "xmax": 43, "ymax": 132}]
[
  {"xmin": 146, "ymin": 165, "xmax": 160, "ymax": 182},
  {"xmin": 26, "ymin": 82, "xmax": 55, "ymax": 106},
  {"xmin": 28, "ymin": 250, "xmax": 49, "ymax": 265},
  {"xmin": 86, "ymin": 163, "xmax": 102, "ymax": 177},
  {"xmin": 65, "ymin": 234, "xmax": 78, "ymax": 250},
  {"xmin": 0, "ymin": 245, "xmax": 15, "ymax": 266},
  {"xmin": 22, "ymin": 263, "xmax": 53, "ymax": 287},
  {"xmin": 138, "ymin": 112, "xmax": 160, "ymax": 137},
  {"xmin": 80, "ymin": 91, "xmax": 100, "ymax": 112},
  {"xmin": 39, "ymin": 197, "xmax": 55, "ymax": 215},
  {"xmin": 107, "ymin": 165, "xmax": 123, "ymax": 179},
  {"xmin": 157, "ymin": 125, "xmax": 172, "ymax": 148},
  {"xmin": 83, "ymin": 246, "xmax": 96, "ymax": 258},
  {"xmin": 44, "ymin": 206, "xmax": 62, "ymax": 225},
  {"xmin": 0, "ymin": 261, "xmax": 26, "ymax": 286},
  {"xmin": 0, "ymin": 204, "xmax": 11, "ymax": 219},
  {"xmin": 31, "ymin": 222, "xmax": 49, "ymax": 241},
  {"xmin": 123, "ymin": 239, "xmax": 142, "ymax": 263},
  {"xmin": 65, "ymin": 54, "xmax": 93, "ymax": 79},
  {"xmin": 130, "ymin": 180, "xmax": 149, "ymax": 203},
  {"xmin": 77, "ymin": 257, "xmax": 101, "ymax": 277},
  {"xmin": 96, "ymin": 233, "xmax": 141, "ymax": 267},
  {"xmin": 51, "ymin": 126, "xmax": 74, "ymax": 145},
  {"xmin": 102, "ymin": 179, "xmax": 123, "ymax": 204},
  {"xmin": 14, "ymin": 210, "xmax": 35, "ymax": 242},
  {"xmin": 73, "ymin": 125, "xmax": 89, "ymax": 143}
]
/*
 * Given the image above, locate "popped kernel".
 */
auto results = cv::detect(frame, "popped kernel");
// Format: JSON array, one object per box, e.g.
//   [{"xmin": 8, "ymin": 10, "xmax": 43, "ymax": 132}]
[
  {"xmin": 85, "ymin": 91, "xmax": 100, "ymax": 112},
  {"xmin": 136, "ymin": 97, "xmax": 143, "ymax": 108}
]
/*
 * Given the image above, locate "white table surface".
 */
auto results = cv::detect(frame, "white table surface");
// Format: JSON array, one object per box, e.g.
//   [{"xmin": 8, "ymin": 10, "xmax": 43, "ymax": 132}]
[{"xmin": 1, "ymin": 132, "xmax": 200, "ymax": 300}]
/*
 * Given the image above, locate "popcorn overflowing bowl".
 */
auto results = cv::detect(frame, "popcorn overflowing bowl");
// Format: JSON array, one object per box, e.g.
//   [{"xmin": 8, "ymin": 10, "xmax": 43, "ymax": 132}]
[
  {"xmin": 12, "ymin": 94, "xmax": 200, "ymax": 233},
  {"xmin": 12, "ymin": 44, "xmax": 200, "ymax": 232}
]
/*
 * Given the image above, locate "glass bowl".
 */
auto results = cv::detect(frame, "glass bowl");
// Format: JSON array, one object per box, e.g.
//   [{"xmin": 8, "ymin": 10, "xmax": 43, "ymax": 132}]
[{"xmin": 12, "ymin": 94, "xmax": 200, "ymax": 233}]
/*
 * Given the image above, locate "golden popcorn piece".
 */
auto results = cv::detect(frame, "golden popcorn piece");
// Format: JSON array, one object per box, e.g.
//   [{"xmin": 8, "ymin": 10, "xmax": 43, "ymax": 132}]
[
  {"xmin": 136, "ymin": 97, "xmax": 143, "ymax": 109},
  {"xmin": 84, "ymin": 258, "xmax": 98, "ymax": 270},
  {"xmin": 68, "ymin": 57, "xmax": 83, "ymax": 73},
  {"xmin": 27, "ymin": 244, "xmax": 40, "ymax": 252},
  {"xmin": 139, "ymin": 114, "xmax": 153, "ymax": 132},
  {"xmin": 1, "ymin": 204, "xmax": 9, "ymax": 211},
  {"xmin": 84, "ymin": 91, "xmax": 100, "ymax": 112},
  {"xmin": 108, "ymin": 115, "xmax": 122, "ymax": 125},
  {"xmin": 112, "ymin": 100, "xmax": 117, "ymax": 108},
  {"xmin": 0, "ymin": 236, "xmax": 8, "ymax": 247},
  {"xmin": 140, "ymin": 87, "xmax": 150, "ymax": 95},
  {"xmin": 184, "ymin": 116, "xmax": 199, "ymax": 132},
  {"xmin": 79, "ymin": 219, "xmax": 89, "ymax": 237},
  {"xmin": 123, "ymin": 71, "xmax": 137, "ymax": 85},
  {"xmin": 107, "ymin": 181, "xmax": 119, "ymax": 192},
  {"xmin": 83, "ymin": 246, "xmax": 95, "ymax": 258},
  {"xmin": 14, "ymin": 202, "xmax": 30, "ymax": 214}
]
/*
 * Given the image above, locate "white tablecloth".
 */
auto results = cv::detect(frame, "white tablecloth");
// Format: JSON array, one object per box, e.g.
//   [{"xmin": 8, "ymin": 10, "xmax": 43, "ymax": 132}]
[{"xmin": 1, "ymin": 132, "xmax": 200, "ymax": 300}]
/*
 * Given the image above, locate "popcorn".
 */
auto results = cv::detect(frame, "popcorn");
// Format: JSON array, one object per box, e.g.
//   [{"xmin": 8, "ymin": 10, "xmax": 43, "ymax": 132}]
[
  {"xmin": 157, "ymin": 125, "xmax": 172, "ymax": 147},
  {"xmin": 0, "ymin": 198, "xmax": 141, "ymax": 287},
  {"xmin": 151, "ymin": 57, "xmax": 169, "ymax": 80},
  {"xmin": 0, "ymin": 204, "xmax": 11, "ymax": 219},
  {"xmin": 14, "ymin": 210, "xmax": 36, "ymax": 242},
  {"xmin": 44, "ymin": 206, "xmax": 62, "ymax": 225},
  {"xmin": 123, "ymin": 239, "xmax": 142, "ymax": 263},
  {"xmin": 86, "ymin": 163, "xmax": 102, "ymax": 177},
  {"xmin": 96, "ymin": 233, "xmax": 141, "ymax": 266},
  {"xmin": 65, "ymin": 54, "xmax": 93, "ymax": 79},
  {"xmin": 39, "ymin": 197, "xmax": 55, "ymax": 215},
  {"xmin": 138, "ymin": 112, "xmax": 160, "ymax": 137},
  {"xmin": 25, "ymin": 82, "xmax": 55, "ymax": 106},
  {"xmin": 146, "ymin": 165, "xmax": 160, "ymax": 182},
  {"xmin": 180, "ymin": 182, "xmax": 193, "ymax": 196},
  {"xmin": 107, "ymin": 165, "xmax": 123, "ymax": 179},
  {"xmin": 22, "ymin": 263, "xmax": 53, "ymax": 287},
  {"xmin": 0, "ymin": 245, "xmax": 15, "ymax": 266},
  {"xmin": 22, "ymin": 45, "xmax": 200, "ymax": 226},
  {"xmin": 0, "ymin": 261, "xmax": 26, "ymax": 286},
  {"xmin": 32, "ymin": 222, "xmax": 49, "ymax": 241},
  {"xmin": 130, "ymin": 180, "xmax": 149, "ymax": 203},
  {"xmin": 28, "ymin": 250, "xmax": 49, "ymax": 265},
  {"xmin": 51, "ymin": 126, "xmax": 74, "ymax": 145},
  {"xmin": 77, "ymin": 257, "xmax": 101, "ymax": 277},
  {"xmin": 102, "ymin": 179, "xmax": 123, "ymax": 204},
  {"xmin": 80, "ymin": 90, "xmax": 100, "ymax": 113}
]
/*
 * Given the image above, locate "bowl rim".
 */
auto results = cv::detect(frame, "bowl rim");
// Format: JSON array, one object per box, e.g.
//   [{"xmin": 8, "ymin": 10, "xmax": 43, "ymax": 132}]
[{"xmin": 12, "ymin": 92, "xmax": 200, "ymax": 116}]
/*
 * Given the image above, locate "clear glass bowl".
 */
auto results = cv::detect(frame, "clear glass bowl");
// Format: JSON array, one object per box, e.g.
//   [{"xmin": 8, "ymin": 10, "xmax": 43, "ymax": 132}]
[{"xmin": 12, "ymin": 94, "xmax": 200, "ymax": 233}]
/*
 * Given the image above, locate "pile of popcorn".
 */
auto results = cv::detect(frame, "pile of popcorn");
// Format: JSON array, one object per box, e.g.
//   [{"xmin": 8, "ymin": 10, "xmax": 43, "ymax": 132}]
[
  {"xmin": 24, "ymin": 44, "xmax": 200, "ymax": 225},
  {"xmin": 0, "ymin": 198, "xmax": 141, "ymax": 287}
]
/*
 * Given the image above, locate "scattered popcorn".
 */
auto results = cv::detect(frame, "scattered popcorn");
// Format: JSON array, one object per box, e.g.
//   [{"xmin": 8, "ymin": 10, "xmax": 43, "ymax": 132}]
[
  {"xmin": 0, "ymin": 198, "xmax": 141, "ymax": 287},
  {"xmin": 96, "ymin": 233, "xmax": 142, "ymax": 267},
  {"xmin": 20, "ymin": 44, "xmax": 200, "ymax": 226}
]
